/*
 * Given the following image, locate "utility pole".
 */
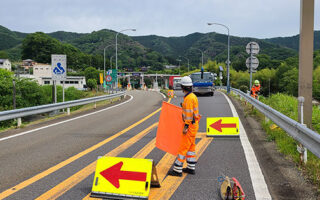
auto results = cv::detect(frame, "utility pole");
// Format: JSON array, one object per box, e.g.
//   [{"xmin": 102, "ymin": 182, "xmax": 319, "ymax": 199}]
[
  {"xmin": 13, "ymin": 79, "xmax": 16, "ymax": 109},
  {"xmin": 299, "ymin": 0, "xmax": 314, "ymax": 127}
]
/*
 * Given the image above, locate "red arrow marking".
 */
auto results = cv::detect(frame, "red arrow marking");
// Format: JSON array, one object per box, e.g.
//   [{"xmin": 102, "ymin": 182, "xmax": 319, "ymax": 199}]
[
  {"xmin": 210, "ymin": 119, "xmax": 236, "ymax": 132},
  {"xmin": 100, "ymin": 161, "xmax": 147, "ymax": 188}
]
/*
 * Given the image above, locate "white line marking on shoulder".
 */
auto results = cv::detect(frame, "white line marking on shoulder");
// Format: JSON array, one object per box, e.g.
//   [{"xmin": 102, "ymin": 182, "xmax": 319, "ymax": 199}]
[
  {"xmin": 220, "ymin": 91, "xmax": 272, "ymax": 200},
  {"xmin": 0, "ymin": 95, "xmax": 134, "ymax": 142}
]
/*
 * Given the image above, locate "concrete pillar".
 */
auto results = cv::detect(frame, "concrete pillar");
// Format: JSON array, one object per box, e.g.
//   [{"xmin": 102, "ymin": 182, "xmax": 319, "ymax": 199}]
[
  {"xmin": 67, "ymin": 108, "xmax": 70, "ymax": 115},
  {"xmin": 164, "ymin": 78, "xmax": 168, "ymax": 89},
  {"xmin": 153, "ymin": 78, "xmax": 159, "ymax": 90},
  {"xmin": 17, "ymin": 118, "xmax": 22, "ymax": 127},
  {"xmin": 140, "ymin": 75, "xmax": 144, "ymax": 89},
  {"xmin": 298, "ymin": 0, "xmax": 314, "ymax": 127}
]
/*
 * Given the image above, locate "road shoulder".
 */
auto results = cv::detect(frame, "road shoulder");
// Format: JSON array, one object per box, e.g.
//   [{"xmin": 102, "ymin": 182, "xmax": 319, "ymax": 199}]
[{"xmin": 229, "ymin": 94, "xmax": 319, "ymax": 200}]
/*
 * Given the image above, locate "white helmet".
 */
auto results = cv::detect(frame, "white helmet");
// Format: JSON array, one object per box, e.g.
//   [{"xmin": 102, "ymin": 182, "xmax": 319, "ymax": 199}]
[{"xmin": 180, "ymin": 76, "xmax": 193, "ymax": 86}]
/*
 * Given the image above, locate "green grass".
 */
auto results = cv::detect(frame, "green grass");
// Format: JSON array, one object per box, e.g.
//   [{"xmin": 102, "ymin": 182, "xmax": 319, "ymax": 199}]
[{"xmin": 231, "ymin": 92, "xmax": 320, "ymax": 189}]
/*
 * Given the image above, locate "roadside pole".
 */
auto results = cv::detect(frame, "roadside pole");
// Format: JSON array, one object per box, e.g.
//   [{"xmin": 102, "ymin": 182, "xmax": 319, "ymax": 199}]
[{"xmin": 298, "ymin": 0, "xmax": 314, "ymax": 127}]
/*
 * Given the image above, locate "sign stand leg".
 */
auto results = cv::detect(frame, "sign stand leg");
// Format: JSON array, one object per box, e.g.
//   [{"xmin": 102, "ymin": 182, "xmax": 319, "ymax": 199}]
[{"xmin": 151, "ymin": 162, "xmax": 160, "ymax": 188}]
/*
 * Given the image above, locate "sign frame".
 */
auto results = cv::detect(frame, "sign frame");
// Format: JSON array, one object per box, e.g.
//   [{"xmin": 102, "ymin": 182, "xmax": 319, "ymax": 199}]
[{"xmin": 51, "ymin": 54, "xmax": 67, "ymax": 81}]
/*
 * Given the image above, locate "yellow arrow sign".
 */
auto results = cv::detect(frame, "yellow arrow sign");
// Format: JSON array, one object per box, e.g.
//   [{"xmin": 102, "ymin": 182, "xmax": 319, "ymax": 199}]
[
  {"xmin": 207, "ymin": 117, "xmax": 239, "ymax": 136},
  {"xmin": 91, "ymin": 157, "xmax": 153, "ymax": 199}
]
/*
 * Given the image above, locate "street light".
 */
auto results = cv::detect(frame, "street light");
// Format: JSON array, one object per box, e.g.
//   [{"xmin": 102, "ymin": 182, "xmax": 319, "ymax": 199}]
[
  {"xmin": 116, "ymin": 28, "xmax": 136, "ymax": 89},
  {"xmin": 207, "ymin": 22, "xmax": 230, "ymax": 94},
  {"xmin": 193, "ymin": 48, "xmax": 204, "ymax": 68},
  {"xmin": 179, "ymin": 56, "xmax": 190, "ymax": 72},
  {"xmin": 176, "ymin": 59, "xmax": 182, "ymax": 75},
  {"xmin": 104, "ymin": 44, "xmax": 116, "ymax": 82}
]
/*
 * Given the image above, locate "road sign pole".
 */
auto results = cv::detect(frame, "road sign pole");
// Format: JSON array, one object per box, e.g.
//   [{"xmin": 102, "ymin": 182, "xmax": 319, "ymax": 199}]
[
  {"xmin": 62, "ymin": 80, "xmax": 65, "ymax": 112},
  {"xmin": 54, "ymin": 80, "xmax": 57, "ymax": 104},
  {"xmin": 249, "ymin": 43, "xmax": 253, "ymax": 90}
]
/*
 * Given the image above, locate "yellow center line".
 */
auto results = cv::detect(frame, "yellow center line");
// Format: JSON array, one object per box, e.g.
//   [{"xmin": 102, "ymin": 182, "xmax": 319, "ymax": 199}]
[
  {"xmin": 0, "ymin": 102, "xmax": 164, "ymax": 199},
  {"xmin": 149, "ymin": 137, "xmax": 213, "ymax": 200},
  {"xmin": 35, "ymin": 122, "xmax": 158, "ymax": 200},
  {"xmin": 82, "ymin": 138, "xmax": 157, "ymax": 200}
]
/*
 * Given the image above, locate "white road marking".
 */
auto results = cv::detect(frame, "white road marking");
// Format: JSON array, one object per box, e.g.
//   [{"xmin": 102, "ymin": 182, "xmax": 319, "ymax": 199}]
[
  {"xmin": 159, "ymin": 91, "xmax": 166, "ymax": 99},
  {"xmin": 220, "ymin": 91, "xmax": 272, "ymax": 200},
  {"xmin": 0, "ymin": 95, "xmax": 134, "ymax": 142}
]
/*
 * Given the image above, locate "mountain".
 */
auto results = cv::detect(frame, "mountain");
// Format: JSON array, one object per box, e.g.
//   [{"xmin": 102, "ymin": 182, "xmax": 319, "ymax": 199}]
[
  {"xmin": 1, "ymin": 24, "xmax": 315, "ymax": 71},
  {"xmin": 265, "ymin": 31, "xmax": 320, "ymax": 51},
  {"xmin": 133, "ymin": 32, "xmax": 297, "ymax": 71}
]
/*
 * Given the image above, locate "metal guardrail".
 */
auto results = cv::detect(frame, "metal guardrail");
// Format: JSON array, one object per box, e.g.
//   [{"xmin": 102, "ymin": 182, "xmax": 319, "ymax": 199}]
[
  {"xmin": 0, "ymin": 92, "xmax": 126, "ymax": 122},
  {"xmin": 229, "ymin": 87, "xmax": 320, "ymax": 158}
]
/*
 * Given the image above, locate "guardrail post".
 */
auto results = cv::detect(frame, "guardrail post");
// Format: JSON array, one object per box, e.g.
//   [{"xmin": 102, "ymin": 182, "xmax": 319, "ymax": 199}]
[
  {"xmin": 297, "ymin": 96, "xmax": 307, "ymax": 164},
  {"xmin": 17, "ymin": 118, "xmax": 21, "ymax": 127},
  {"xmin": 94, "ymin": 102, "xmax": 97, "ymax": 109},
  {"xmin": 67, "ymin": 108, "xmax": 70, "ymax": 115},
  {"xmin": 265, "ymin": 116, "xmax": 270, "ymax": 123}
]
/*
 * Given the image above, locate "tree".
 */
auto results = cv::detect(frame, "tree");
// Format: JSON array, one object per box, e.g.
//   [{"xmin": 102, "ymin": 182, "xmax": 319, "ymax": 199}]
[
  {"xmin": 87, "ymin": 79, "xmax": 97, "ymax": 90},
  {"xmin": 83, "ymin": 67, "xmax": 99, "ymax": 83},
  {"xmin": 0, "ymin": 50, "xmax": 9, "ymax": 59}
]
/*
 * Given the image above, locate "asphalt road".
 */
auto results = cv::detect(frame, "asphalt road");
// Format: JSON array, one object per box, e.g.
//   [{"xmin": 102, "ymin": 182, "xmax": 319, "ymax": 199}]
[
  {"xmin": 0, "ymin": 90, "xmax": 163, "ymax": 193},
  {"xmin": 0, "ymin": 90, "xmax": 271, "ymax": 200}
]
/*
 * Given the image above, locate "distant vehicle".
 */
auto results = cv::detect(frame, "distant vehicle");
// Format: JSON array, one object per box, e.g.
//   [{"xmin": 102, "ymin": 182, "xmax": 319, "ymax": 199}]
[
  {"xmin": 169, "ymin": 76, "xmax": 180, "ymax": 88},
  {"xmin": 190, "ymin": 71, "xmax": 215, "ymax": 96},
  {"xmin": 173, "ymin": 77, "xmax": 182, "ymax": 90}
]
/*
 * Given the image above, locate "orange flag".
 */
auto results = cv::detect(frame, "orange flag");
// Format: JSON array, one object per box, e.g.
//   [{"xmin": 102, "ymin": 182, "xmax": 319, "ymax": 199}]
[{"xmin": 156, "ymin": 102, "xmax": 184, "ymax": 156}]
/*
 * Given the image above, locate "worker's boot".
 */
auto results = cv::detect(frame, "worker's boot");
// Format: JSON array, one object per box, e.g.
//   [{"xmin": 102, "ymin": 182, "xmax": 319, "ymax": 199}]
[
  {"xmin": 168, "ymin": 170, "xmax": 182, "ymax": 177},
  {"xmin": 182, "ymin": 167, "xmax": 195, "ymax": 175}
]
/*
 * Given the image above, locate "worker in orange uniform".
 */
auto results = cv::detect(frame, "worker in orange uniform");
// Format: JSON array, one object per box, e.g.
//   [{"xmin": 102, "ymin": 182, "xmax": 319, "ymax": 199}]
[
  {"xmin": 168, "ymin": 76, "xmax": 200, "ymax": 176},
  {"xmin": 250, "ymin": 80, "xmax": 261, "ymax": 100},
  {"xmin": 168, "ymin": 85, "xmax": 174, "ymax": 98}
]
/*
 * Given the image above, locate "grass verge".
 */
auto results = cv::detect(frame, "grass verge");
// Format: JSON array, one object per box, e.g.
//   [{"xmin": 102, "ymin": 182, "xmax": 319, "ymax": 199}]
[{"xmin": 230, "ymin": 92, "xmax": 320, "ymax": 191}]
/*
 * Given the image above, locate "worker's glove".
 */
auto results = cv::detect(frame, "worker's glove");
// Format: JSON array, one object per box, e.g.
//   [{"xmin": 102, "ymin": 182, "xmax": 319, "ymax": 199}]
[
  {"xmin": 250, "ymin": 90, "xmax": 253, "ymax": 95},
  {"xmin": 183, "ymin": 124, "xmax": 189, "ymax": 134},
  {"xmin": 183, "ymin": 127, "xmax": 188, "ymax": 134}
]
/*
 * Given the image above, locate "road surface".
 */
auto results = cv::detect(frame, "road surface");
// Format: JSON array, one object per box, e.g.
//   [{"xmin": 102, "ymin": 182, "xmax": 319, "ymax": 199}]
[{"xmin": 0, "ymin": 90, "xmax": 271, "ymax": 200}]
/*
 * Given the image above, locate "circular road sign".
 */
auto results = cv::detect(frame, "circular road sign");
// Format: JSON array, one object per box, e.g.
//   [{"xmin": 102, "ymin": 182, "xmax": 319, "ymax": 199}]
[
  {"xmin": 246, "ymin": 42, "xmax": 260, "ymax": 55},
  {"xmin": 246, "ymin": 56, "xmax": 259, "ymax": 69},
  {"xmin": 106, "ymin": 75, "xmax": 112, "ymax": 82}
]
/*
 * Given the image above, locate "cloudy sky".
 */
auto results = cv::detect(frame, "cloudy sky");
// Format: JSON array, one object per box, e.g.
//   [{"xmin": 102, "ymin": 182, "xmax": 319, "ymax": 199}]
[{"xmin": 1, "ymin": 0, "xmax": 319, "ymax": 38}]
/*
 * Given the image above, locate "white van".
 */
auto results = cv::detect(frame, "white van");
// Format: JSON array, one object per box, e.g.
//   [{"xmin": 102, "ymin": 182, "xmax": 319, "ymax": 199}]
[{"xmin": 173, "ymin": 77, "xmax": 182, "ymax": 90}]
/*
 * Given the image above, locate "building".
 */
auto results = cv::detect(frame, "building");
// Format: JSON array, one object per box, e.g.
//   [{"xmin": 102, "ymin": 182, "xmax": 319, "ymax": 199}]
[
  {"xmin": 40, "ymin": 76, "xmax": 86, "ymax": 89},
  {"xmin": 22, "ymin": 59, "xmax": 35, "ymax": 69},
  {"xmin": 33, "ymin": 64, "xmax": 52, "ymax": 79},
  {"xmin": 165, "ymin": 65, "xmax": 178, "ymax": 69},
  {"xmin": 0, "ymin": 59, "xmax": 11, "ymax": 71},
  {"xmin": 20, "ymin": 64, "xmax": 86, "ymax": 89}
]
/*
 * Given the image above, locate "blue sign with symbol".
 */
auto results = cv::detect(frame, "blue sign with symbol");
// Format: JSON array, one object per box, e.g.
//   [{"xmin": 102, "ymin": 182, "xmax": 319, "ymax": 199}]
[{"xmin": 53, "ymin": 63, "xmax": 65, "ymax": 75}]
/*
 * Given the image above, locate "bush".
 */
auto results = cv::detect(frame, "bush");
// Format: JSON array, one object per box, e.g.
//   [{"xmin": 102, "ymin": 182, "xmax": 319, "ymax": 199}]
[{"xmin": 239, "ymin": 85, "xmax": 248, "ymax": 93}]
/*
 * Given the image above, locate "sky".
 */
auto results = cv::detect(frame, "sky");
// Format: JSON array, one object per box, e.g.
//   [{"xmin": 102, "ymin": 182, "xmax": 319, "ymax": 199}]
[{"xmin": 1, "ymin": 0, "xmax": 320, "ymax": 39}]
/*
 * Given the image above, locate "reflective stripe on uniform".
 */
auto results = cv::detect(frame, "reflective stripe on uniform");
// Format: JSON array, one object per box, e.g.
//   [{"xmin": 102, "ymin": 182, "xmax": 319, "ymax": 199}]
[
  {"xmin": 184, "ymin": 116, "xmax": 193, "ymax": 120},
  {"xmin": 183, "ymin": 109, "xmax": 193, "ymax": 113},
  {"xmin": 187, "ymin": 151, "xmax": 196, "ymax": 156},
  {"xmin": 187, "ymin": 157, "xmax": 197, "ymax": 162},
  {"xmin": 178, "ymin": 154, "xmax": 185, "ymax": 160},
  {"xmin": 175, "ymin": 159, "xmax": 183, "ymax": 166}
]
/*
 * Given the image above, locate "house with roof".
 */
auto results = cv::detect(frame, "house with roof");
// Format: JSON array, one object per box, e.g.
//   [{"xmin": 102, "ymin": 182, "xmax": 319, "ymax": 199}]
[{"xmin": 0, "ymin": 59, "xmax": 11, "ymax": 71}]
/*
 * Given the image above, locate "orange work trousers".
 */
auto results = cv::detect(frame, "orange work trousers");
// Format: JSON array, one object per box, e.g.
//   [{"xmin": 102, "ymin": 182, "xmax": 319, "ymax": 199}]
[{"xmin": 176, "ymin": 122, "xmax": 199, "ymax": 164}]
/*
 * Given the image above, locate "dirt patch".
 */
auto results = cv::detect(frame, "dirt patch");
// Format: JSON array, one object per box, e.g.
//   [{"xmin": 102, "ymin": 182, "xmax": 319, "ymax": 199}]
[{"xmin": 229, "ymin": 95, "xmax": 319, "ymax": 200}]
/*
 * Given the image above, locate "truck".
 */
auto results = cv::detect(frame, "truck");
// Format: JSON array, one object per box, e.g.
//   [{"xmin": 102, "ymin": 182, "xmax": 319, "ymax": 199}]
[
  {"xmin": 173, "ymin": 77, "xmax": 182, "ymax": 90},
  {"xmin": 190, "ymin": 71, "xmax": 215, "ymax": 96},
  {"xmin": 169, "ymin": 76, "xmax": 181, "ymax": 88}
]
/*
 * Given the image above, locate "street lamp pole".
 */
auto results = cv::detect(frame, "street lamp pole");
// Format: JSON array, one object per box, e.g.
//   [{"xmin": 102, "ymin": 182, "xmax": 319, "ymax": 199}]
[
  {"xmin": 104, "ymin": 44, "xmax": 115, "ymax": 84},
  {"xmin": 194, "ymin": 48, "xmax": 204, "ymax": 69},
  {"xmin": 208, "ymin": 22, "xmax": 230, "ymax": 94},
  {"xmin": 115, "ymin": 28, "xmax": 136, "ymax": 89},
  {"xmin": 180, "ymin": 56, "xmax": 190, "ymax": 72},
  {"xmin": 176, "ymin": 59, "xmax": 181, "ymax": 75}
]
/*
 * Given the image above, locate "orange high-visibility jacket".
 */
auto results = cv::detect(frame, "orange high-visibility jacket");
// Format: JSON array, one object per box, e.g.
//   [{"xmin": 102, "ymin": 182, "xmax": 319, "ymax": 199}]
[
  {"xmin": 182, "ymin": 92, "xmax": 200, "ymax": 128},
  {"xmin": 250, "ymin": 84, "xmax": 260, "ymax": 99}
]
